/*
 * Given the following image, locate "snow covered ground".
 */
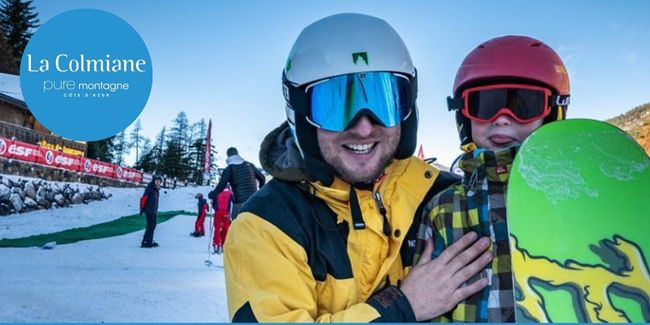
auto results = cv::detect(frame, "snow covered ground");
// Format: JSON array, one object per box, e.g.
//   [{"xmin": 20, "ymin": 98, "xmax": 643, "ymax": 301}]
[
  {"xmin": 0, "ymin": 175, "xmax": 211, "ymax": 239},
  {"xmin": 0, "ymin": 180, "xmax": 229, "ymax": 322}
]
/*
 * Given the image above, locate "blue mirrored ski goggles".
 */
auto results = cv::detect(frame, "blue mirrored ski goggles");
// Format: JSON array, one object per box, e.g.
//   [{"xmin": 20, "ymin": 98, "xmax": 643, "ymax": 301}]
[{"xmin": 304, "ymin": 72, "xmax": 414, "ymax": 132}]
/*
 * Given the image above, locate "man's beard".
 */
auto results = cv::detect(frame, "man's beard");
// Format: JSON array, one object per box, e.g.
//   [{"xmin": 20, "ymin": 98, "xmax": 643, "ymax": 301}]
[{"xmin": 319, "ymin": 134, "xmax": 399, "ymax": 184}]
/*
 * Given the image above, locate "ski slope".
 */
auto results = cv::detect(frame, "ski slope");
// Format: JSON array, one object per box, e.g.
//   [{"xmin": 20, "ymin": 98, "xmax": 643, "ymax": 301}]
[{"xmin": 0, "ymin": 182, "xmax": 229, "ymax": 322}]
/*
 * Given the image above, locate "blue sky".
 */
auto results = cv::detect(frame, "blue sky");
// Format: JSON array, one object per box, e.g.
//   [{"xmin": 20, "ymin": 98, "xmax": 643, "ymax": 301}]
[{"xmin": 33, "ymin": 0, "xmax": 650, "ymax": 168}]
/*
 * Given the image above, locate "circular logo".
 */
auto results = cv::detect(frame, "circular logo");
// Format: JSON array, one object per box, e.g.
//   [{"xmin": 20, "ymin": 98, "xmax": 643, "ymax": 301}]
[
  {"xmin": 0, "ymin": 139, "xmax": 6, "ymax": 155},
  {"xmin": 45, "ymin": 150, "xmax": 54, "ymax": 165},
  {"xmin": 20, "ymin": 9, "xmax": 152, "ymax": 141},
  {"xmin": 116, "ymin": 166, "xmax": 123, "ymax": 178},
  {"xmin": 84, "ymin": 159, "xmax": 92, "ymax": 173}
]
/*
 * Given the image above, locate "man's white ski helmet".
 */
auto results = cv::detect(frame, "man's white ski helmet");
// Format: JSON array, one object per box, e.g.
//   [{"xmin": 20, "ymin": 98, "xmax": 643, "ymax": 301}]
[
  {"xmin": 284, "ymin": 13, "xmax": 415, "ymax": 85},
  {"xmin": 282, "ymin": 13, "xmax": 419, "ymax": 184}
]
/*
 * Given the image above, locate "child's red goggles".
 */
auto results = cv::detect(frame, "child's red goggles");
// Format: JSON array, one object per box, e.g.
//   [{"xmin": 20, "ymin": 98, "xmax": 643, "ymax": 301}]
[{"xmin": 447, "ymin": 84, "xmax": 570, "ymax": 124}]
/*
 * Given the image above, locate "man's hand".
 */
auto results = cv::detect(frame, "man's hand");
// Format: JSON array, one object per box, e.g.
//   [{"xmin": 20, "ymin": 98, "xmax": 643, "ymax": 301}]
[{"xmin": 400, "ymin": 232, "xmax": 492, "ymax": 321}]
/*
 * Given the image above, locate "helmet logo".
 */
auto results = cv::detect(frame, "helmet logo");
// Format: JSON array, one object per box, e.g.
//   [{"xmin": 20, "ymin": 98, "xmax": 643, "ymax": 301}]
[
  {"xmin": 285, "ymin": 58, "xmax": 292, "ymax": 72},
  {"xmin": 554, "ymin": 64, "xmax": 567, "ymax": 74},
  {"xmin": 556, "ymin": 95, "xmax": 570, "ymax": 106},
  {"xmin": 352, "ymin": 52, "xmax": 369, "ymax": 66}
]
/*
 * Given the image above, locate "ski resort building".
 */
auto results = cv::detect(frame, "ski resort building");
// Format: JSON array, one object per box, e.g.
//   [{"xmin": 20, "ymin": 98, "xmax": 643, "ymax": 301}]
[{"xmin": 0, "ymin": 72, "xmax": 86, "ymax": 157}]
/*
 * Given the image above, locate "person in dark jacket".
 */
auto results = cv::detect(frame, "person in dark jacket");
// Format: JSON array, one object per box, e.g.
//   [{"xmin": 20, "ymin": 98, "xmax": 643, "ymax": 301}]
[
  {"xmin": 191, "ymin": 193, "xmax": 209, "ymax": 237},
  {"xmin": 140, "ymin": 176, "xmax": 162, "ymax": 248},
  {"xmin": 208, "ymin": 147, "xmax": 265, "ymax": 219}
]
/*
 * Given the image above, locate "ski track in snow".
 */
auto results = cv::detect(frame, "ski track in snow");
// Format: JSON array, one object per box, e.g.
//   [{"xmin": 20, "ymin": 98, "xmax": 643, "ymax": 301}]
[{"xmin": 0, "ymin": 178, "xmax": 228, "ymax": 322}]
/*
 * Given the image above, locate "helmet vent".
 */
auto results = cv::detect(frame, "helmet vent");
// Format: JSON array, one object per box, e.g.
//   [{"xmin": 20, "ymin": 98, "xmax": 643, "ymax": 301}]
[
  {"xmin": 477, "ymin": 45, "xmax": 485, "ymax": 49},
  {"xmin": 530, "ymin": 42, "xmax": 542, "ymax": 47}
]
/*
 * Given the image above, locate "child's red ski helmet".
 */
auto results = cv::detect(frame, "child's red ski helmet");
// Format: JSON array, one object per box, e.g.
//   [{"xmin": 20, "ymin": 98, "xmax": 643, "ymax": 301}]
[{"xmin": 451, "ymin": 35, "xmax": 570, "ymax": 150}]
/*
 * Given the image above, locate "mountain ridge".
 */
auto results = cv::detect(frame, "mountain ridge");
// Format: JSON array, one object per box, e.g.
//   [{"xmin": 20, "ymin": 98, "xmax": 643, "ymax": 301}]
[{"xmin": 607, "ymin": 103, "xmax": 650, "ymax": 156}]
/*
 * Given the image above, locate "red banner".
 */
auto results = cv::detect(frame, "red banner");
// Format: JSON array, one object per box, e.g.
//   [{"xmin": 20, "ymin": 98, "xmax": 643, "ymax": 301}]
[
  {"xmin": 7, "ymin": 141, "xmax": 42, "ymax": 162},
  {"xmin": 116, "ymin": 166, "xmax": 143, "ymax": 183},
  {"xmin": 0, "ymin": 138, "xmax": 12, "ymax": 158},
  {"xmin": 38, "ymin": 148, "xmax": 83, "ymax": 172},
  {"xmin": 57, "ymin": 153, "xmax": 83, "ymax": 172},
  {"xmin": 91, "ymin": 160, "xmax": 116, "ymax": 178},
  {"xmin": 82, "ymin": 158, "xmax": 94, "ymax": 174},
  {"xmin": 0, "ymin": 137, "xmax": 143, "ymax": 183}
]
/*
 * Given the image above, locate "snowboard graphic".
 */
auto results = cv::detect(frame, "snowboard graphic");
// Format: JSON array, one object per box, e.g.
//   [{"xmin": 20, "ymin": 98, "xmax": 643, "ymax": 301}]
[{"xmin": 507, "ymin": 119, "xmax": 650, "ymax": 322}]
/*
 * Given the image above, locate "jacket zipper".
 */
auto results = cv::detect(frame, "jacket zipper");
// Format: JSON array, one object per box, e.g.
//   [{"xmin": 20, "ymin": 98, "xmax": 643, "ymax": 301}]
[{"xmin": 373, "ymin": 191, "xmax": 391, "ymax": 236}]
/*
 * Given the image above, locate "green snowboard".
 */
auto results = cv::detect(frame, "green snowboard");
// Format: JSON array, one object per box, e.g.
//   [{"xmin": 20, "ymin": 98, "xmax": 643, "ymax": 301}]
[{"xmin": 507, "ymin": 118, "xmax": 650, "ymax": 323}]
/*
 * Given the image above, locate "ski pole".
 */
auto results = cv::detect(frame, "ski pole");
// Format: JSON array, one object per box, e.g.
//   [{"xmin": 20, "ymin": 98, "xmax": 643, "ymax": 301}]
[{"xmin": 205, "ymin": 209, "xmax": 214, "ymax": 266}]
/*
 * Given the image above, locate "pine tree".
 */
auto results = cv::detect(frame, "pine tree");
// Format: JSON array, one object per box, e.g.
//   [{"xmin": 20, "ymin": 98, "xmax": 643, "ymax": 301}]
[
  {"xmin": 187, "ymin": 119, "xmax": 207, "ymax": 183},
  {"xmin": 112, "ymin": 130, "xmax": 131, "ymax": 166},
  {"xmin": 134, "ymin": 138, "xmax": 154, "ymax": 172},
  {"xmin": 159, "ymin": 112, "xmax": 191, "ymax": 179},
  {"xmin": 160, "ymin": 139, "xmax": 184, "ymax": 178},
  {"xmin": 140, "ymin": 138, "xmax": 152, "ymax": 159},
  {"xmin": 0, "ymin": 0, "xmax": 39, "ymax": 73},
  {"xmin": 86, "ymin": 136, "xmax": 115, "ymax": 163},
  {"xmin": 170, "ymin": 111, "xmax": 191, "ymax": 149},
  {"xmin": 129, "ymin": 119, "xmax": 144, "ymax": 162},
  {"xmin": 144, "ymin": 126, "xmax": 166, "ymax": 173},
  {"xmin": 0, "ymin": 26, "xmax": 14, "ymax": 73},
  {"xmin": 132, "ymin": 115, "xmax": 216, "ymax": 182}
]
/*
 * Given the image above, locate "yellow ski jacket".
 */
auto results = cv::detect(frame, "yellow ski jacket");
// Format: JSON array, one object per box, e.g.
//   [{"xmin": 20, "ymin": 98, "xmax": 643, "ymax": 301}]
[{"xmin": 224, "ymin": 123, "xmax": 458, "ymax": 322}]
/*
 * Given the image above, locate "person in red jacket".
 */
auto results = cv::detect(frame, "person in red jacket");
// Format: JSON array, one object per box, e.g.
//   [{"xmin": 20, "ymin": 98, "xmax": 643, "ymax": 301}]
[
  {"xmin": 212, "ymin": 187, "xmax": 233, "ymax": 254},
  {"xmin": 192, "ymin": 193, "xmax": 209, "ymax": 237}
]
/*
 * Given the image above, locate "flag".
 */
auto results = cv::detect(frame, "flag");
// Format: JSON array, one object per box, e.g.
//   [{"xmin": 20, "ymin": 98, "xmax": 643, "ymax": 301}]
[
  {"xmin": 417, "ymin": 144, "xmax": 425, "ymax": 160},
  {"xmin": 203, "ymin": 119, "xmax": 212, "ymax": 184}
]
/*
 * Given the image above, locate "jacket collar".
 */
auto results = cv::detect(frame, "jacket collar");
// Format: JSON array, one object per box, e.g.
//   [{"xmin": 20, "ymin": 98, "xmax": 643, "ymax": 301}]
[
  {"xmin": 259, "ymin": 122, "xmax": 312, "ymax": 182},
  {"xmin": 226, "ymin": 155, "xmax": 245, "ymax": 165},
  {"xmin": 459, "ymin": 146, "xmax": 519, "ymax": 184}
]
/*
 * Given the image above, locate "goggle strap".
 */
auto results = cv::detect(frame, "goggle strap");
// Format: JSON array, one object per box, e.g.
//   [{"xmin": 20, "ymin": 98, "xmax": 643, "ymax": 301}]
[
  {"xmin": 410, "ymin": 69, "xmax": 418, "ymax": 106},
  {"xmin": 447, "ymin": 96, "xmax": 463, "ymax": 111},
  {"xmin": 282, "ymin": 72, "xmax": 310, "ymax": 116}
]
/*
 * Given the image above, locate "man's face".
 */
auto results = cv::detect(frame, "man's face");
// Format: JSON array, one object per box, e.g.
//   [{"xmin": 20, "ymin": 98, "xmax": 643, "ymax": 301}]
[
  {"xmin": 154, "ymin": 179, "xmax": 161, "ymax": 188},
  {"xmin": 471, "ymin": 114, "xmax": 543, "ymax": 150},
  {"xmin": 317, "ymin": 115, "xmax": 400, "ymax": 184}
]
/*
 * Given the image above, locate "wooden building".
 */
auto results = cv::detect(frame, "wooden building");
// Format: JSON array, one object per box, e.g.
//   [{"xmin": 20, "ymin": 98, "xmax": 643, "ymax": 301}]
[{"xmin": 0, "ymin": 72, "xmax": 86, "ymax": 156}]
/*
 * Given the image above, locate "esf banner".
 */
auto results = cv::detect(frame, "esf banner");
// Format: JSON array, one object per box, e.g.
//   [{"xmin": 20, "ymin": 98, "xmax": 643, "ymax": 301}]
[
  {"xmin": 0, "ymin": 138, "xmax": 42, "ymax": 162},
  {"xmin": 38, "ymin": 148, "xmax": 83, "ymax": 172},
  {"xmin": 0, "ymin": 137, "xmax": 143, "ymax": 182}
]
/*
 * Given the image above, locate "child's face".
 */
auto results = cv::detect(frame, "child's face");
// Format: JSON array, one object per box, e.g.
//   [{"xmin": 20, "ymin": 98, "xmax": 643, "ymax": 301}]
[{"xmin": 471, "ymin": 114, "xmax": 543, "ymax": 150}]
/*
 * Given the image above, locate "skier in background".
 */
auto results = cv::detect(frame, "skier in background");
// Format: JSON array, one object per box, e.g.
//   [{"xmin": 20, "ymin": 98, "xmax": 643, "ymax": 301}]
[
  {"xmin": 208, "ymin": 147, "xmax": 265, "ymax": 219},
  {"xmin": 212, "ymin": 186, "xmax": 233, "ymax": 254},
  {"xmin": 191, "ymin": 193, "xmax": 209, "ymax": 237},
  {"xmin": 140, "ymin": 175, "xmax": 162, "ymax": 248}
]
